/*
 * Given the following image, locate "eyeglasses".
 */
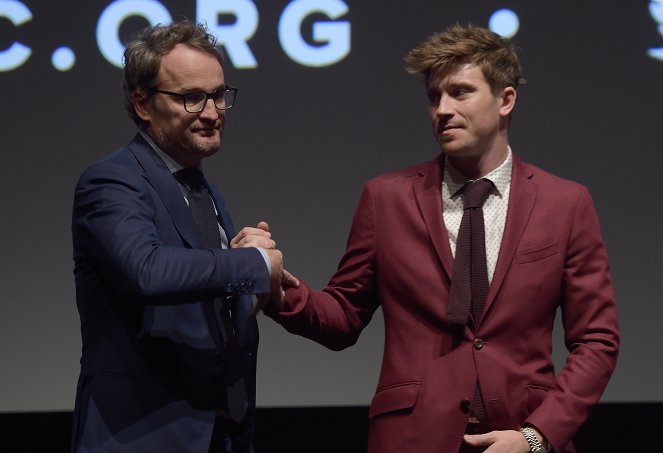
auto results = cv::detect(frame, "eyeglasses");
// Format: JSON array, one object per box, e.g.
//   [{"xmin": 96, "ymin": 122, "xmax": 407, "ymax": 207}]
[{"xmin": 153, "ymin": 86, "xmax": 238, "ymax": 113}]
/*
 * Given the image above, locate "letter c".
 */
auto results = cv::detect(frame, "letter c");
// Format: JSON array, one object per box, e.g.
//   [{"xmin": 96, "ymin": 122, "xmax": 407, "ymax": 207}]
[{"xmin": 0, "ymin": 0, "xmax": 33, "ymax": 72}]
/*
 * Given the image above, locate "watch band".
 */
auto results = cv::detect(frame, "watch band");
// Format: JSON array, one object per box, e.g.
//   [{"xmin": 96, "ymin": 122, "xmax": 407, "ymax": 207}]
[{"xmin": 520, "ymin": 426, "xmax": 547, "ymax": 453}]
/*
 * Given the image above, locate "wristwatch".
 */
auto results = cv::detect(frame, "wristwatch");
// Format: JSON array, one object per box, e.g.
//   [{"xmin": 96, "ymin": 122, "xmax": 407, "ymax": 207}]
[{"xmin": 520, "ymin": 426, "xmax": 548, "ymax": 453}]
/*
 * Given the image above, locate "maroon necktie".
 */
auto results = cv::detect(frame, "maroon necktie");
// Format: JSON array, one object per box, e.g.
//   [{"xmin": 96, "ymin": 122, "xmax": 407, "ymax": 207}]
[
  {"xmin": 447, "ymin": 178, "xmax": 493, "ymax": 326},
  {"xmin": 447, "ymin": 178, "xmax": 493, "ymax": 425}
]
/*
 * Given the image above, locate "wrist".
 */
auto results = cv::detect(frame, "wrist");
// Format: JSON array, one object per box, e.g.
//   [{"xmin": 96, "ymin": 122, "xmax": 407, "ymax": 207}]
[{"xmin": 520, "ymin": 426, "xmax": 549, "ymax": 453}]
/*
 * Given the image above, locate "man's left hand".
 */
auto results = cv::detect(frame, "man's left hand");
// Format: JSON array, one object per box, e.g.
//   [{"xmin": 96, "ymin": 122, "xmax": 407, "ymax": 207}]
[
  {"xmin": 230, "ymin": 221, "xmax": 275, "ymax": 249},
  {"xmin": 463, "ymin": 430, "xmax": 531, "ymax": 453}
]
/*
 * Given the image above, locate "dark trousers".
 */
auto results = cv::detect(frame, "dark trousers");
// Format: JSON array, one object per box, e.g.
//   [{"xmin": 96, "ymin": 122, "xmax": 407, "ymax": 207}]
[{"xmin": 208, "ymin": 418, "xmax": 231, "ymax": 453}]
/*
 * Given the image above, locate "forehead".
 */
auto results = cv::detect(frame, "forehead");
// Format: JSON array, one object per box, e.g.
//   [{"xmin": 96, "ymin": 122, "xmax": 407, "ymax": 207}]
[
  {"xmin": 157, "ymin": 43, "xmax": 224, "ymax": 88},
  {"xmin": 427, "ymin": 63, "xmax": 488, "ymax": 89}
]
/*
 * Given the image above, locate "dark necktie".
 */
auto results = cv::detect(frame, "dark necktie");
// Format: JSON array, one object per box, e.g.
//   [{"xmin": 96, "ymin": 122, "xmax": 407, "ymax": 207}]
[
  {"xmin": 175, "ymin": 168, "xmax": 223, "ymax": 249},
  {"xmin": 174, "ymin": 168, "xmax": 248, "ymax": 424},
  {"xmin": 446, "ymin": 178, "xmax": 493, "ymax": 425},
  {"xmin": 447, "ymin": 178, "xmax": 493, "ymax": 326}
]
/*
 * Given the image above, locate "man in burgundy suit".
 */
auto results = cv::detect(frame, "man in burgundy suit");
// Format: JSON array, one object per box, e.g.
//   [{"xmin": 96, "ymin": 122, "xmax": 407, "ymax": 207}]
[{"xmin": 238, "ymin": 24, "xmax": 619, "ymax": 452}]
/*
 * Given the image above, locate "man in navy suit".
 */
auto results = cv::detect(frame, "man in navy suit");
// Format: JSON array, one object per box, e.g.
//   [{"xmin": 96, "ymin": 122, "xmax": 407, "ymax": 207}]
[{"xmin": 71, "ymin": 21, "xmax": 286, "ymax": 452}]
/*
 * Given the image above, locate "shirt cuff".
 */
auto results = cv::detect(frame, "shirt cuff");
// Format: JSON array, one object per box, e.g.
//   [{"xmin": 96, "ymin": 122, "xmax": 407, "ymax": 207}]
[{"xmin": 256, "ymin": 247, "xmax": 271, "ymax": 276}]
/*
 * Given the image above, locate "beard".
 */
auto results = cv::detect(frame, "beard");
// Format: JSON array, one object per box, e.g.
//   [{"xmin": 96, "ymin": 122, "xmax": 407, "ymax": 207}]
[
  {"xmin": 151, "ymin": 123, "xmax": 222, "ymax": 164},
  {"xmin": 181, "ymin": 129, "xmax": 221, "ymax": 155}
]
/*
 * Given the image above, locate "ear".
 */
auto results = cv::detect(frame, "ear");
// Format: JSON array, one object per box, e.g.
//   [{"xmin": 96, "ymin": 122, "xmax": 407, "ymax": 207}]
[
  {"xmin": 498, "ymin": 86, "xmax": 517, "ymax": 117},
  {"xmin": 132, "ymin": 91, "xmax": 152, "ymax": 123}
]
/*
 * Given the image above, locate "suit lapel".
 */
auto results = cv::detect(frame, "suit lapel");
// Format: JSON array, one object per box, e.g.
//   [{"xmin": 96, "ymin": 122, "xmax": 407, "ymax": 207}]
[
  {"xmin": 127, "ymin": 135, "xmax": 202, "ymax": 249},
  {"xmin": 203, "ymin": 177, "xmax": 235, "ymax": 240},
  {"xmin": 413, "ymin": 155, "xmax": 454, "ymax": 281},
  {"xmin": 483, "ymin": 155, "xmax": 537, "ymax": 315},
  {"xmin": 411, "ymin": 153, "xmax": 538, "ymax": 325}
]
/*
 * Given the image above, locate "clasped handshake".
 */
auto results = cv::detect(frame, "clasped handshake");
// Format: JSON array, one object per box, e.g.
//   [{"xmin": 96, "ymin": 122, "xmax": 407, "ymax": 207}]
[{"xmin": 229, "ymin": 220, "xmax": 299, "ymax": 314}]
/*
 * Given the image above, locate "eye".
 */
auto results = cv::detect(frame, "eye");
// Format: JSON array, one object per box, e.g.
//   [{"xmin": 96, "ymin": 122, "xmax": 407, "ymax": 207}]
[
  {"xmin": 210, "ymin": 89, "xmax": 225, "ymax": 102},
  {"xmin": 454, "ymin": 88, "xmax": 470, "ymax": 97},
  {"xmin": 184, "ymin": 92, "xmax": 206, "ymax": 105},
  {"xmin": 427, "ymin": 91, "xmax": 440, "ymax": 105}
]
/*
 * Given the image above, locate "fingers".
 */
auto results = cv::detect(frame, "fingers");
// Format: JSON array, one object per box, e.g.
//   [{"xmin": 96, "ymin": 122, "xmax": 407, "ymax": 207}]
[
  {"xmin": 230, "ymin": 221, "xmax": 274, "ymax": 248},
  {"xmin": 282, "ymin": 269, "xmax": 299, "ymax": 288},
  {"xmin": 251, "ymin": 256, "xmax": 296, "ymax": 317},
  {"xmin": 234, "ymin": 221, "xmax": 294, "ymax": 317},
  {"xmin": 464, "ymin": 430, "xmax": 529, "ymax": 453},
  {"xmin": 235, "ymin": 226, "xmax": 272, "ymax": 240},
  {"xmin": 231, "ymin": 234, "xmax": 275, "ymax": 249},
  {"xmin": 463, "ymin": 433, "xmax": 495, "ymax": 447},
  {"xmin": 252, "ymin": 294, "xmax": 270, "ymax": 316},
  {"xmin": 266, "ymin": 248, "xmax": 283, "ymax": 273},
  {"xmin": 256, "ymin": 220, "xmax": 270, "ymax": 232},
  {"xmin": 266, "ymin": 249, "xmax": 284, "ymax": 296},
  {"xmin": 230, "ymin": 226, "xmax": 274, "ymax": 249},
  {"xmin": 252, "ymin": 285, "xmax": 286, "ymax": 316}
]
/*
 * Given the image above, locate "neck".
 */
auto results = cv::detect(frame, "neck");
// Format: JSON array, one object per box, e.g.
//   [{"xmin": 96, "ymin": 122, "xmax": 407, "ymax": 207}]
[
  {"xmin": 448, "ymin": 140, "xmax": 509, "ymax": 180},
  {"xmin": 141, "ymin": 129, "xmax": 203, "ymax": 169}
]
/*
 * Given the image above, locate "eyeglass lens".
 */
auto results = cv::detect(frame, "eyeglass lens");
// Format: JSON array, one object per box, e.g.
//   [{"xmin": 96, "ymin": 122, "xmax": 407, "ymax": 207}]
[{"xmin": 183, "ymin": 90, "xmax": 235, "ymax": 112}]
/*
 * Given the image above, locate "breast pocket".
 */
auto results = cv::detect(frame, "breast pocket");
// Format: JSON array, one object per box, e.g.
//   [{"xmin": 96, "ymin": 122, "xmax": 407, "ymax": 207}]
[{"xmin": 515, "ymin": 242, "xmax": 558, "ymax": 264}]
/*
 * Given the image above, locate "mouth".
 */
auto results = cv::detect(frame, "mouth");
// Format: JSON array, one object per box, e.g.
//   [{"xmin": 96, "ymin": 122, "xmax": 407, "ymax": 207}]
[
  {"xmin": 193, "ymin": 125, "xmax": 221, "ymax": 136},
  {"xmin": 438, "ymin": 124, "xmax": 459, "ymax": 135}
]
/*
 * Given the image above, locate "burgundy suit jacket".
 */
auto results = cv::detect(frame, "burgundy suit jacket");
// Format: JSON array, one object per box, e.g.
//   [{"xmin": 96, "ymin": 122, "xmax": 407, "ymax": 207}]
[{"xmin": 269, "ymin": 154, "xmax": 619, "ymax": 452}]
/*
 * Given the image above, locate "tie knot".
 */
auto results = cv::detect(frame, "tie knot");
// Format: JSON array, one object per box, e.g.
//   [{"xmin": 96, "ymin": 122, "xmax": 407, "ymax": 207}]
[
  {"xmin": 174, "ymin": 168, "xmax": 205, "ymax": 189},
  {"xmin": 462, "ymin": 179, "xmax": 493, "ymax": 209}
]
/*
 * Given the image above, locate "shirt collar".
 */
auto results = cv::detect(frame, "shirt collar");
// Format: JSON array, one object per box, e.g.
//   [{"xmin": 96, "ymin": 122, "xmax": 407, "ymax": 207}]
[
  {"xmin": 139, "ymin": 130, "xmax": 203, "ymax": 174},
  {"xmin": 444, "ymin": 147, "xmax": 513, "ymax": 199}
]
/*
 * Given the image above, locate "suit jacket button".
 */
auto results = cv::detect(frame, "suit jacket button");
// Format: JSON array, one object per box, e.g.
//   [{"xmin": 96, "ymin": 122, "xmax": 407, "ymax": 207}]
[
  {"xmin": 473, "ymin": 338, "xmax": 484, "ymax": 350},
  {"xmin": 460, "ymin": 399, "xmax": 471, "ymax": 413},
  {"xmin": 225, "ymin": 283, "xmax": 234, "ymax": 293}
]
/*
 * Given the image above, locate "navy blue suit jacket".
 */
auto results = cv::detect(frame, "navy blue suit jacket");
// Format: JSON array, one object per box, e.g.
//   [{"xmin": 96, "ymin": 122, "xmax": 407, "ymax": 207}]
[{"xmin": 71, "ymin": 134, "xmax": 269, "ymax": 452}]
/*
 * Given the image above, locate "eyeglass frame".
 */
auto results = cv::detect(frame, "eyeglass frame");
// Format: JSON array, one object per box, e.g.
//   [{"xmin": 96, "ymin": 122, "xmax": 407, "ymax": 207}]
[{"xmin": 151, "ymin": 86, "xmax": 239, "ymax": 113}]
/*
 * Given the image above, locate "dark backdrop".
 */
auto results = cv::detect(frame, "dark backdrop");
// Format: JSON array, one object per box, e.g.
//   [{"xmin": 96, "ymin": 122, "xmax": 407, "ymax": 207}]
[{"xmin": 1, "ymin": 0, "xmax": 662, "ymax": 416}]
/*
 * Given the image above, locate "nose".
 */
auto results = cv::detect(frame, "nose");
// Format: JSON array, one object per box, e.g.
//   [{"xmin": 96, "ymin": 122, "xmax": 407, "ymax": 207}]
[
  {"xmin": 199, "ymin": 97, "xmax": 220, "ymax": 120},
  {"xmin": 434, "ymin": 94, "xmax": 453, "ymax": 117}
]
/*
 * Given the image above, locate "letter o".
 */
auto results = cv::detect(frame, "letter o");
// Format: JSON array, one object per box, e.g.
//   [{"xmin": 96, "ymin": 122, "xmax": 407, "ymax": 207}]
[{"xmin": 97, "ymin": 0, "xmax": 172, "ymax": 68}]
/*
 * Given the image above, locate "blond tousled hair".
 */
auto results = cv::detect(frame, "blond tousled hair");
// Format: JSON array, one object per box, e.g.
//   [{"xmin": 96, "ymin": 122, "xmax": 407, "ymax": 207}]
[{"xmin": 404, "ymin": 24, "xmax": 526, "ymax": 94}]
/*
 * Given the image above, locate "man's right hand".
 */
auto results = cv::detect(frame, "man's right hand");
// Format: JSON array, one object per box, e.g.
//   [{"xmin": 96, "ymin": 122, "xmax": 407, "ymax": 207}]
[
  {"xmin": 266, "ymin": 248, "xmax": 284, "ymax": 290},
  {"xmin": 258, "ymin": 248, "xmax": 299, "ymax": 314},
  {"xmin": 232, "ymin": 221, "xmax": 299, "ymax": 314}
]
